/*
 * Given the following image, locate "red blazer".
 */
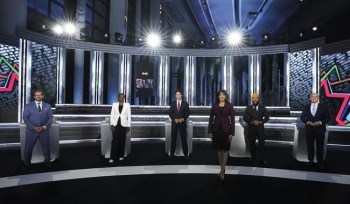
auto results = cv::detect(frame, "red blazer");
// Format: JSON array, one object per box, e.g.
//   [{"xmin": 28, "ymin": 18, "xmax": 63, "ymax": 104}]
[{"xmin": 208, "ymin": 102, "xmax": 235, "ymax": 135}]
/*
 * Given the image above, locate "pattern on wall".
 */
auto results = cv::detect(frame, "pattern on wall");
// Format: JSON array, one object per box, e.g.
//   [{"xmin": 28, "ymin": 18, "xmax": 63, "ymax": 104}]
[
  {"xmin": 320, "ymin": 51, "xmax": 350, "ymax": 126},
  {"xmin": 30, "ymin": 42, "xmax": 57, "ymax": 106},
  {"xmin": 289, "ymin": 50, "xmax": 314, "ymax": 111},
  {"xmin": 0, "ymin": 44, "xmax": 19, "ymax": 122}
]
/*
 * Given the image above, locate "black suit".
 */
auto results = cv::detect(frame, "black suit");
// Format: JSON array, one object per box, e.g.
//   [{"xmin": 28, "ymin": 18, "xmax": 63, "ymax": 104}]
[
  {"xmin": 243, "ymin": 104, "xmax": 270, "ymax": 163},
  {"xmin": 300, "ymin": 103, "xmax": 330, "ymax": 164},
  {"xmin": 168, "ymin": 100, "xmax": 190, "ymax": 156}
]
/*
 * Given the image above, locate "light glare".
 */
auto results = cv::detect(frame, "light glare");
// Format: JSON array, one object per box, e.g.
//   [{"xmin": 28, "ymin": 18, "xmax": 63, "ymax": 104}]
[{"xmin": 228, "ymin": 32, "xmax": 242, "ymax": 45}]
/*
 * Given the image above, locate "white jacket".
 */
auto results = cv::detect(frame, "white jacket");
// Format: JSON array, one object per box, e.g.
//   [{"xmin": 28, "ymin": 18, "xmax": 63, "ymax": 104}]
[{"xmin": 110, "ymin": 102, "xmax": 131, "ymax": 127}]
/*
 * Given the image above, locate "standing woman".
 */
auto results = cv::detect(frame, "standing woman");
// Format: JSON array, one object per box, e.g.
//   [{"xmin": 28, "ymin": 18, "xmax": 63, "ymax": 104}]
[
  {"xmin": 109, "ymin": 93, "xmax": 131, "ymax": 163},
  {"xmin": 208, "ymin": 89, "xmax": 235, "ymax": 181}
]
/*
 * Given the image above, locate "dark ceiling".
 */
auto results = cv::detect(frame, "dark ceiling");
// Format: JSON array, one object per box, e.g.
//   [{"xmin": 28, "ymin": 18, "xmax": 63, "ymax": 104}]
[{"xmin": 161, "ymin": 0, "xmax": 350, "ymax": 46}]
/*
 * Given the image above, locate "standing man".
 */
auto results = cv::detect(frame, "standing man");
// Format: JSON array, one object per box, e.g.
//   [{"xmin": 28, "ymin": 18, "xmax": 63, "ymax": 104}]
[
  {"xmin": 168, "ymin": 89, "xmax": 190, "ymax": 159},
  {"xmin": 300, "ymin": 92, "xmax": 330, "ymax": 169},
  {"xmin": 23, "ymin": 89, "xmax": 53, "ymax": 168},
  {"xmin": 243, "ymin": 93, "xmax": 270, "ymax": 166},
  {"xmin": 110, "ymin": 93, "xmax": 131, "ymax": 163}
]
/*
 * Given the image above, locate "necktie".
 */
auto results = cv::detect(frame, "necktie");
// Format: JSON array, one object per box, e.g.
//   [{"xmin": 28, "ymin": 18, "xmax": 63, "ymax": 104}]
[
  {"xmin": 311, "ymin": 104, "xmax": 316, "ymax": 116},
  {"xmin": 177, "ymin": 101, "xmax": 180, "ymax": 112},
  {"xmin": 38, "ymin": 103, "xmax": 42, "ymax": 112}
]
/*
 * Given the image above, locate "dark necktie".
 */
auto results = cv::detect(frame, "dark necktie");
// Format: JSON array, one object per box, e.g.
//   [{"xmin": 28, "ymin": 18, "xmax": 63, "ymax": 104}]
[{"xmin": 38, "ymin": 103, "xmax": 42, "ymax": 112}]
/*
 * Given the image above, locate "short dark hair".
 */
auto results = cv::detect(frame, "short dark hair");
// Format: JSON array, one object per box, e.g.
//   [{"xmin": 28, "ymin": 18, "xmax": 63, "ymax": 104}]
[
  {"xmin": 175, "ymin": 89, "xmax": 182, "ymax": 95},
  {"xmin": 118, "ymin": 93, "xmax": 125, "ymax": 98},
  {"xmin": 216, "ymin": 89, "xmax": 229, "ymax": 103},
  {"xmin": 32, "ymin": 89, "xmax": 43, "ymax": 96}
]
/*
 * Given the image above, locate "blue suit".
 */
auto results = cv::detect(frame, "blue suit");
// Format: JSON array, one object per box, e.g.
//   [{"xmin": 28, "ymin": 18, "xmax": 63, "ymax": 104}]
[{"xmin": 23, "ymin": 101, "xmax": 53, "ymax": 164}]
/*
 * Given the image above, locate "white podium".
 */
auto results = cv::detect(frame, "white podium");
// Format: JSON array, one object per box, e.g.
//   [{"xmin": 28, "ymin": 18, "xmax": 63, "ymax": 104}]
[
  {"xmin": 20, "ymin": 118, "xmax": 60, "ymax": 163},
  {"xmin": 165, "ymin": 120, "xmax": 193, "ymax": 156},
  {"xmin": 293, "ymin": 118, "xmax": 328, "ymax": 162},
  {"xmin": 101, "ymin": 118, "xmax": 131, "ymax": 158},
  {"xmin": 229, "ymin": 117, "xmax": 251, "ymax": 157}
]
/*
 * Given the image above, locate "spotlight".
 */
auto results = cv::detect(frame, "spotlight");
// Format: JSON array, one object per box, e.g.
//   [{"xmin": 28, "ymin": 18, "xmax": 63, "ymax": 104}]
[
  {"xmin": 262, "ymin": 33, "xmax": 271, "ymax": 44},
  {"xmin": 64, "ymin": 23, "xmax": 76, "ymax": 35},
  {"xmin": 115, "ymin": 32, "xmax": 123, "ymax": 45},
  {"xmin": 199, "ymin": 39, "xmax": 206, "ymax": 48},
  {"xmin": 146, "ymin": 33, "xmax": 161, "ymax": 47},
  {"xmin": 172, "ymin": 34, "xmax": 182, "ymax": 44},
  {"xmin": 52, "ymin": 24, "xmax": 64, "ymax": 35},
  {"xmin": 210, "ymin": 36, "xmax": 219, "ymax": 48},
  {"xmin": 227, "ymin": 31, "xmax": 242, "ymax": 46}
]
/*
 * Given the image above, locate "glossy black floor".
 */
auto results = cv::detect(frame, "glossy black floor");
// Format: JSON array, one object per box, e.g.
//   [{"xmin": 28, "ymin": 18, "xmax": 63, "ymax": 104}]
[{"xmin": 0, "ymin": 140, "xmax": 350, "ymax": 203}]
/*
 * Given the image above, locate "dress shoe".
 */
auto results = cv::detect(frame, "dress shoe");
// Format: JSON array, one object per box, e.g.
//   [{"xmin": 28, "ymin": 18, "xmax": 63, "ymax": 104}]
[
  {"xmin": 317, "ymin": 162, "xmax": 325, "ymax": 170},
  {"xmin": 119, "ymin": 157, "xmax": 124, "ymax": 161},
  {"xmin": 184, "ymin": 155, "xmax": 190, "ymax": 160},
  {"xmin": 45, "ymin": 162, "xmax": 52, "ymax": 168},
  {"xmin": 109, "ymin": 159, "xmax": 114, "ymax": 163},
  {"xmin": 307, "ymin": 161, "xmax": 315, "ymax": 167},
  {"xmin": 259, "ymin": 160, "xmax": 267, "ymax": 166},
  {"xmin": 22, "ymin": 164, "xmax": 30, "ymax": 170}
]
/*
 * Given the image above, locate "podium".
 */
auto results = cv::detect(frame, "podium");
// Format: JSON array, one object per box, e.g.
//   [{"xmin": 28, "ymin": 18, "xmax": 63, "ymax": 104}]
[
  {"xmin": 101, "ymin": 118, "xmax": 131, "ymax": 158},
  {"xmin": 229, "ymin": 117, "xmax": 251, "ymax": 157},
  {"xmin": 165, "ymin": 120, "xmax": 193, "ymax": 156},
  {"xmin": 20, "ymin": 118, "xmax": 60, "ymax": 163},
  {"xmin": 293, "ymin": 118, "xmax": 329, "ymax": 162}
]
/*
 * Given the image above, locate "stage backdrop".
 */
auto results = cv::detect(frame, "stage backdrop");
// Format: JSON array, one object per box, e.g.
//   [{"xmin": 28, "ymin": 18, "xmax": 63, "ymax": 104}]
[
  {"xmin": 320, "ymin": 51, "xmax": 350, "ymax": 126},
  {"xmin": 0, "ymin": 43, "xmax": 19, "ymax": 122}
]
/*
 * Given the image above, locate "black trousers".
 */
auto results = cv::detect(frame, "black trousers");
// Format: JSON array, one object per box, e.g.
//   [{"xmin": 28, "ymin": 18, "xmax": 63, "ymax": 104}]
[
  {"xmin": 170, "ymin": 122, "xmax": 188, "ymax": 156},
  {"xmin": 248, "ymin": 125, "xmax": 265, "ymax": 162},
  {"xmin": 305, "ymin": 126, "xmax": 325, "ymax": 163},
  {"xmin": 111, "ymin": 123, "xmax": 127, "ymax": 160}
]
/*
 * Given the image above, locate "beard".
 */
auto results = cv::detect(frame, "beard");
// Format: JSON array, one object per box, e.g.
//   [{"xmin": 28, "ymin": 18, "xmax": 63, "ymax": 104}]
[{"xmin": 253, "ymin": 101, "xmax": 259, "ymax": 106}]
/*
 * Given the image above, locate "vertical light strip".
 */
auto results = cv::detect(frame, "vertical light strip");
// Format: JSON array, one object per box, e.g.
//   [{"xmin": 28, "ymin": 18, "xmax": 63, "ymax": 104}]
[
  {"xmin": 119, "ymin": 54, "xmax": 125, "ymax": 96},
  {"xmin": 315, "ymin": 48, "xmax": 320, "ymax": 94},
  {"xmin": 311, "ymin": 48, "xmax": 318, "ymax": 93},
  {"xmin": 158, "ymin": 56, "xmax": 170, "ymax": 105},
  {"xmin": 90, "ymin": 51, "xmax": 97, "ymax": 104},
  {"xmin": 18, "ymin": 39, "xmax": 32, "ymax": 122},
  {"xmin": 158, "ymin": 56, "xmax": 164, "ymax": 105},
  {"xmin": 97, "ymin": 51, "xmax": 104, "ymax": 104},
  {"xmin": 248, "ymin": 55, "xmax": 254, "ymax": 105},
  {"xmin": 56, "ymin": 47, "xmax": 66, "ymax": 104},
  {"xmin": 184, "ymin": 56, "xmax": 190, "ymax": 105},
  {"xmin": 164, "ymin": 56, "xmax": 170, "ymax": 105},
  {"xmin": 285, "ymin": 53, "xmax": 290, "ymax": 106},
  {"xmin": 119, "ymin": 53, "xmax": 132, "ymax": 103},
  {"xmin": 222, "ymin": 56, "xmax": 234, "ymax": 103},
  {"xmin": 191, "ymin": 56, "xmax": 196, "ymax": 106},
  {"xmin": 256, "ymin": 54, "xmax": 261, "ymax": 95}
]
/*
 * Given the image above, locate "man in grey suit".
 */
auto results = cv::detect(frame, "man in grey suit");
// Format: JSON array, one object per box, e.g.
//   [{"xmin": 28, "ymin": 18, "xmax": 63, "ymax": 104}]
[{"xmin": 23, "ymin": 89, "xmax": 53, "ymax": 168}]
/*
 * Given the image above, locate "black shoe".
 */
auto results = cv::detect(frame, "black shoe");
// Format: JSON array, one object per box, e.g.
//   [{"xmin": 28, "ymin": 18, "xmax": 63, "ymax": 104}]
[
  {"xmin": 22, "ymin": 164, "xmax": 30, "ymax": 170},
  {"xmin": 184, "ymin": 155, "xmax": 190, "ymax": 160},
  {"xmin": 45, "ymin": 162, "xmax": 52, "ymax": 168},
  {"xmin": 259, "ymin": 160, "xmax": 267, "ymax": 166},
  {"xmin": 317, "ymin": 162, "xmax": 325, "ymax": 170},
  {"xmin": 307, "ymin": 161, "xmax": 315, "ymax": 167}
]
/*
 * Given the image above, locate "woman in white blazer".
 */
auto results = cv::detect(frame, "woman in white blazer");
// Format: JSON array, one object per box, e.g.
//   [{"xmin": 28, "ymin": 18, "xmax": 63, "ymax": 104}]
[{"xmin": 109, "ymin": 93, "xmax": 131, "ymax": 163}]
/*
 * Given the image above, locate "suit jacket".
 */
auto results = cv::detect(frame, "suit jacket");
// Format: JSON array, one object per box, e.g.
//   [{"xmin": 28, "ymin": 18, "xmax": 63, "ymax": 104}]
[
  {"xmin": 110, "ymin": 102, "xmax": 131, "ymax": 127},
  {"xmin": 208, "ymin": 102, "xmax": 235, "ymax": 135},
  {"xmin": 300, "ymin": 103, "xmax": 330, "ymax": 132},
  {"xmin": 243, "ymin": 104, "xmax": 270, "ymax": 128},
  {"xmin": 168, "ymin": 100, "xmax": 190, "ymax": 125},
  {"xmin": 23, "ymin": 101, "xmax": 53, "ymax": 135}
]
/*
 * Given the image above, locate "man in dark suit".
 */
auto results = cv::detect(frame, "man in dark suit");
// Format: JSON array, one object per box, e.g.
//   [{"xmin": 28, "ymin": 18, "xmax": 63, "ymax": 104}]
[
  {"xmin": 243, "ymin": 93, "xmax": 270, "ymax": 166},
  {"xmin": 300, "ymin": 92, "xmax": 330, "ymax": 169},
  {"xmin": 22, "ymin": 89, "xmax": 53, "ymax": 168},
  {"xmin": 168, "ymin": 89, "xmax": 190, "ymax": 159}
]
